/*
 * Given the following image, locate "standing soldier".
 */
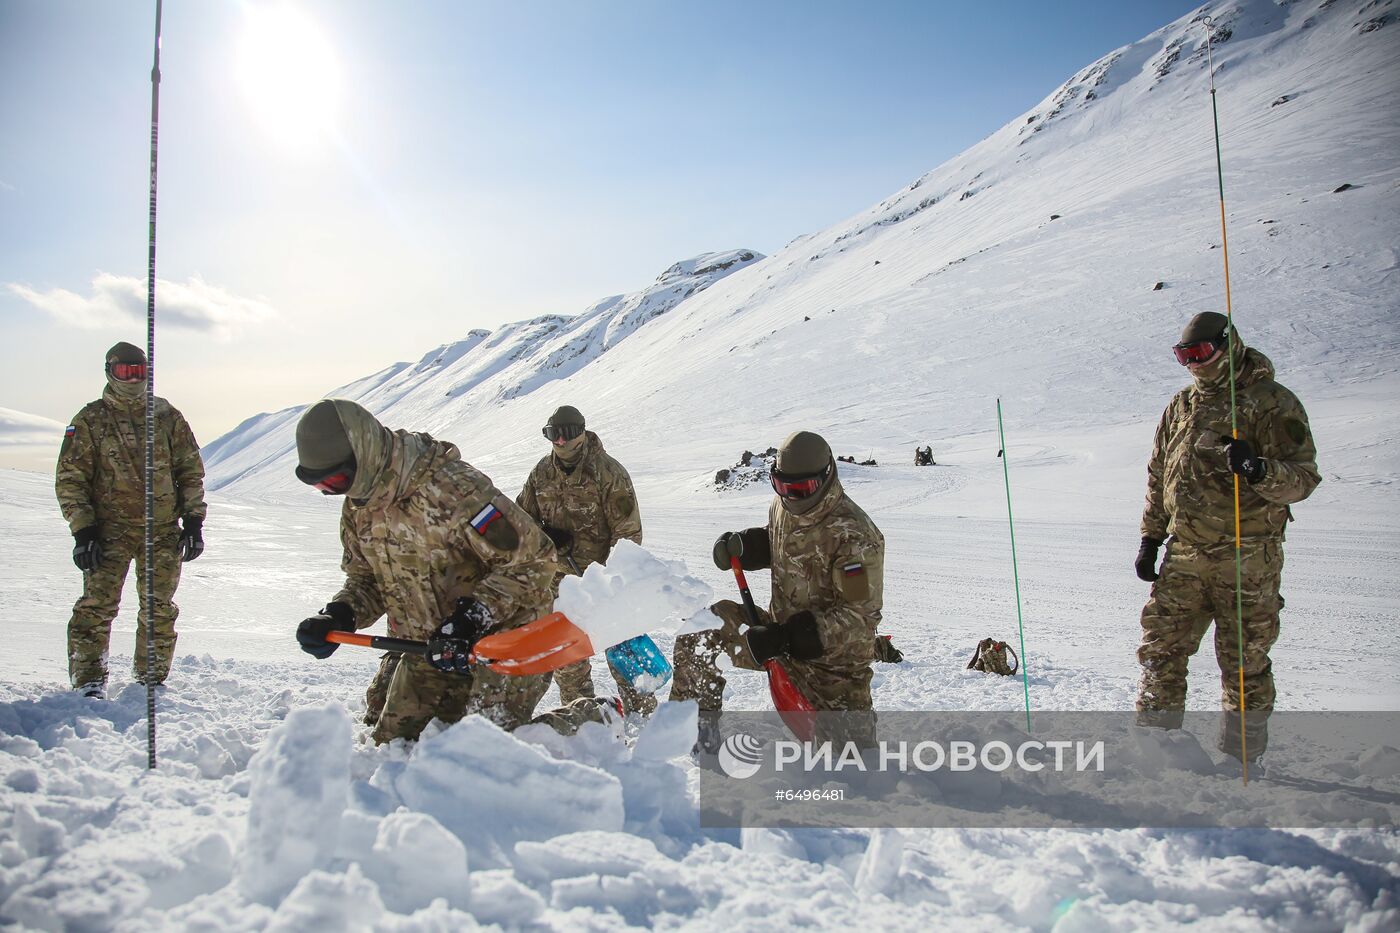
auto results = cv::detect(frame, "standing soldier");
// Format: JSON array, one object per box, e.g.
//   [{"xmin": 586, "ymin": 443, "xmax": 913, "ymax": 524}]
[
  {"xmin": 516, "ymin": 405, "xmax": 653, "ymax": 716},
  {"xmin": 56, "ymin": 341, "xmax": 206, "ymax": 697},
  {"xmin": 1135, "ymin": 312, "xmax": 1320, "ymax": 760},
  {"xmin": 291, "ymin": 399, "xmax": 610, "ymax": 744},
  {"xmin": 670, "ymin": 430, "xmax": 884, "ymax": 746}
]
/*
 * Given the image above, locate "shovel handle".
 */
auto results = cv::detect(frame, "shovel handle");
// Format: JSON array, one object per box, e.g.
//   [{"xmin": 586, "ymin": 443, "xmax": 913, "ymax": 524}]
[
  {"xmin": 729, "ymin": 555, "xmax": 817, "ymax": 728},
  {"xmin": 325, "ymin": 631, "xmax": 433, "ymax": 657},
  {"xmin": 729, "ymin": 556, "xmax": 764, "ymax": 628}
]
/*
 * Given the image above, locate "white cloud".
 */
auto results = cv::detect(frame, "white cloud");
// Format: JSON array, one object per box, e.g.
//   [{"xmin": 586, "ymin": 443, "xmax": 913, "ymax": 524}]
[{"xmin": 8, "ymin": 273, "xmax": 277, "ymax": 340}]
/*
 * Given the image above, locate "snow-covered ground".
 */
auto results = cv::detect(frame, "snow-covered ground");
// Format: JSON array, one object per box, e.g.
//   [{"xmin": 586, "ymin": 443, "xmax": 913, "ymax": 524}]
[{"xmin": 4, "ymin": 0, "xmax": 1400, "ymax": 928}]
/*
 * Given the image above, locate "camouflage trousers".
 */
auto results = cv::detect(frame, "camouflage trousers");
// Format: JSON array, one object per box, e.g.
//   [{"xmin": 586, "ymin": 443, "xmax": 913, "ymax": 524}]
[
  {"xmin": 67, "ymin": 523, "xmax": 182, "ymax": 688},
  {"xmin": 369, "ymin": 653, "xmax": 610, "ymax": 745},
  {"xmin": 1136, "ymin": 537, "xmax": 1284, "ymax": 751},
  {"xmin": 552, "ymin": 658, "xmax": 658, "ymax": 718}
]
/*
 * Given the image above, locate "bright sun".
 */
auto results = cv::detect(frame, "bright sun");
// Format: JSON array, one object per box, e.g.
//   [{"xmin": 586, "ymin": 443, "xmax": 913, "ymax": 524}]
[{"xmin": 237, "ymin": 5, "xmax": 342, "ymax": 149}]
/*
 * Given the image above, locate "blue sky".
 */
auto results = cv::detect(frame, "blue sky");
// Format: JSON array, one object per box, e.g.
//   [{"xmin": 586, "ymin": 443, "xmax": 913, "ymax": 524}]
[{"xmin": 0, "ymin": 0, "xmax": 1199, "ymax": 452}]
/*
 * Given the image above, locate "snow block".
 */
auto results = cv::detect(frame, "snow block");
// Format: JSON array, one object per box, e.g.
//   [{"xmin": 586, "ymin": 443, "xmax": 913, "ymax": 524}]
[
  {"xmin": 555, "ymin": 539, "xmax": 713, "ymax": 648},
  {"xmin": 632, "ymin": 700, "xmax": 699, "ymax": 763},
  {"xmin": 238, "ymin": 704, "xmax": 352, "ymax": 906},
  {"xmin": 365, "ymin": 809, "xmax": 471, "ymax": 914},
  {"xmin": 388, "ymin": 716, "xmax": 624, "ymax": 869},
  {"xmin": 265, "ymin": 864, "xmax": 384, "ymax": 932}
]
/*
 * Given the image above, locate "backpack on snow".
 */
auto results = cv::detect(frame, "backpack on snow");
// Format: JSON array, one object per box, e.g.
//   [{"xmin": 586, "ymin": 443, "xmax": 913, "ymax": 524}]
[{"xmin": 966, "ymin": 638, "xmax": 1018, "ymax": 676}]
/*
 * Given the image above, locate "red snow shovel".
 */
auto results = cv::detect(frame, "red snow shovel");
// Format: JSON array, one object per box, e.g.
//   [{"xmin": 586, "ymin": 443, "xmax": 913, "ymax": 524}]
[
  {"xmin": 325, "ymin": 611, "xmax": 595, "ymax": 676},
  {"xmin": 729, "ymin": 556, "xmax": 817, "ymax": 741}
]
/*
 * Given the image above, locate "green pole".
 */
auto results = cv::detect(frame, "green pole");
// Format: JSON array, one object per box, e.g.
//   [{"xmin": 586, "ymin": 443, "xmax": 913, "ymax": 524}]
[{"xmin": 997, "ymin": 398, "xmax": 1032, "ymax": 731}]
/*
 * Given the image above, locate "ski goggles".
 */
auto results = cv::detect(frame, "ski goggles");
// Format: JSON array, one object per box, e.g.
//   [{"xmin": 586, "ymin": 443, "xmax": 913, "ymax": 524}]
[
  {"xmin": 543, "ymin": 424, "xmax": 585, "ymax": 442},
  {"xmin": 770, "ymin": 463, "xmax": 831, "ymax": 500},
  {"xmin": 296, "ymin": 459, "xmax": 357, "ymax": 495},
  {"xmin": 1172, "ymin": 336, "xmax": 1225, "ymax": 366},
  {"xmin": 105, "ymin": 361, "xmax": 147, "ymax": 382}
]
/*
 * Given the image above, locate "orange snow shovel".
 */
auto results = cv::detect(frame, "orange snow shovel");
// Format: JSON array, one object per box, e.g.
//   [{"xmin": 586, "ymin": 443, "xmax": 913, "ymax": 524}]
[
  {"xmin": 729, "ymin": 556, "xmax": 817, "ymax": 741},
  {"xmin": 325, "ymin": 611, "xmax": 595, "ymax": 676}
]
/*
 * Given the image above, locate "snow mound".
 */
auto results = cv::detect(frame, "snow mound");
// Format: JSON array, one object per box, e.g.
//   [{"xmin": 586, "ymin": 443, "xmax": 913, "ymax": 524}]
[{"xmin": 376, "ymin": 715, "xmax": 625, "ymax": 867}]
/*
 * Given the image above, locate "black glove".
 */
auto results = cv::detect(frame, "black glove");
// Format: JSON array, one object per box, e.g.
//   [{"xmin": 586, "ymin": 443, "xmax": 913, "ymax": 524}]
[
  {"xmin": 179, "ymin": 516, "xmax": 204, "ymax": 562},
  {"xmin": 72, "ymin": 526, "xmax": 102, "ymax": 572},
  {"xmin": 745, "ymin": 623, "xmax": 789, "ymax": 664},
  {"xmin": 541, "ymin": 524, "xmax": 574, "ymax": 551},
  {"xmin": 297, "ymin": 602, "xmax": 355, "ymax": 659},
  {"xmin": 781, "ymin": 611, "xmax": 824, "ymax": 660},
  {"xmin": 1135, "ymin": 537, "xmax": 1163, "ymax": 582},
  {"xmin": 711, "ymin": 527, "xmax": 771, "ymax": 571},
  {"xmin": 1223, "ymin": 436, "xmax": 1266, "ymax": 484},
  {"xmin": 746, "ymin": 611, "xmax": 824, "ymax": 663},
  {"xmin": 427, "ymin": 597, "xmax": 493, "ymax": 674}
]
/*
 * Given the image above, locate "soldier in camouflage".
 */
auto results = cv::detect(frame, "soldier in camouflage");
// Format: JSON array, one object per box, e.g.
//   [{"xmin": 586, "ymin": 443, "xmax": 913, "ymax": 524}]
[
  {"xmin": 670, "ymin": 430, "xmax": 885, "ymax": 744},
  {"xmin": 55, "ymin": 342, "xmax": 206, "ymax": 696},
  {"xmin": 1135, "ymin": 312, "xmax": 1320, "ymax": 759},
  {"xmin": 292, "ymin": 399, "xmax": 612, "ymax": 744},
  {"xmin": 515, "ymin": 405, "xmax": 654, "ymax": 716}
]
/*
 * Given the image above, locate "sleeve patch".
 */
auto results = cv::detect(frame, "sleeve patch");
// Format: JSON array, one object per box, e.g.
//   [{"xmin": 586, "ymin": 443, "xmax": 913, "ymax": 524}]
[
  {"xmin": 835, "ymin": 561, "xmax": 870, "ymax": 601},
  {"xmin": 470, "ymin": 501, "xmax": 519, "ymax": 551},
  {"xmin": 1284, "ymin": 417, "xmax": 1307, "ymax": 446},
  {"xmin": 611, "ymin": 491, "xmax": 636, "ymax": 519},
  {"xmin": 65, "ymin": 425, "xmax": 76, "ymax": 437}
]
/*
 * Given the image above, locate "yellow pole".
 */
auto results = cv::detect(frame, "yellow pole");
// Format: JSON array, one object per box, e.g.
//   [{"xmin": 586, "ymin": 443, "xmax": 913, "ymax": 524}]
[{"xmin": 1205, "ymin": 16, "xmax": 1249, "ymax": 783}]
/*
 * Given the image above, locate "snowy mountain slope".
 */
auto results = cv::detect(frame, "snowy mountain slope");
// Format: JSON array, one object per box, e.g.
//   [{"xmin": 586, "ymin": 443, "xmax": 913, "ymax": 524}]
[
  {"xmin": 206, "ymin": 0, "xmax": 1400, "ymax": 536},
  {"xmin": 201, "ymin": 249, "xmax": 761, "ymax": 493}
]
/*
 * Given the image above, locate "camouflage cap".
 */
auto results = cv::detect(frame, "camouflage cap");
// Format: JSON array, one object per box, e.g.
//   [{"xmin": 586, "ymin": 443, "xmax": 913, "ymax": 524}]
[
  {"xmin": 106, "ymin": 341, "xmax": 147, "ymax": 365},
  {"xmin": 1179, "ymin": 312, "xmax": 1230, "ymax": 346},
  {"xmin": 296, "ymin": 399, "xmax": 354, "ymax": 472},
  {"xmin": 547, "ymin": 405, "xmax": 585, "ymax": 428}
]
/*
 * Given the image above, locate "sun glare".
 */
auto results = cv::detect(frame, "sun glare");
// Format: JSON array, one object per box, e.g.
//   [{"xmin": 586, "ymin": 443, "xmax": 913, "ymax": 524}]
[{"xmin": 238, "ymin": 5, "xmax": 342, "ymax": 150}]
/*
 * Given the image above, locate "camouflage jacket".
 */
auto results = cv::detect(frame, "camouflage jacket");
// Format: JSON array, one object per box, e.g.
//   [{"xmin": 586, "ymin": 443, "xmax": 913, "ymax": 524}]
[
  {"xmin": 516, "ymin": 431, "xmax": 642, "ymax": 574},
  {"xmin": 1141, "ymin": 347, "xmax": 1320, "ymax": 547},
  {"xmin": 330, "ymin": 415, "xmax": 559, "ymax": 641},
  {"xmin": 743, "ymin": 476, "xmax": 885, "ymax": 671},
  {"xmin": 55, "ymin": 387, "xmax": 206, "ymax": 533}
]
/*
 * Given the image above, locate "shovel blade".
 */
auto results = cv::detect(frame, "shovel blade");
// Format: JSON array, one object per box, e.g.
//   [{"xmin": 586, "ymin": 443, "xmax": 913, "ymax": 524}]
[
  {"xmin": 765, "ymin": 659, "xmax": 817, "ymax": 742},
  {"xmin": 472, "ymin": 612, "xmax": 596, "ymax": 675},
  {"xmin": 605, "ymin": 634, "xmax": 673, "ymax": 693}
]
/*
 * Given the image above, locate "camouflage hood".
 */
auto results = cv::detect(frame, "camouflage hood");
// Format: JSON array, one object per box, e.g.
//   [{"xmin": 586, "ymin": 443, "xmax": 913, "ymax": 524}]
[
  {"xmin": 550, "ymin": 429, "xmax": 598, "ymax": 469},
  {"xmin": 327, "ymin": 400, "xmax": 461, "ymax": 505},
  {"xmin": 779, "ymin": 473, "xmax": 847, "ymax": 525},
  {"xmin": 1190, "ymin": 323, "xmax": 1254, "ymax": 394},
  {"xmin": 1191, "ymin": 342, "xmax": 1275, "ymax": 400}
]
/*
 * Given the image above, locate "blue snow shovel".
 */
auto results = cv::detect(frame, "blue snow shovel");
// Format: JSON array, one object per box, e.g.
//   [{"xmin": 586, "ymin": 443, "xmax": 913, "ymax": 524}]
[{"xmin": 605, "ymin": 635, "xmax": 673, "ymax": 692}]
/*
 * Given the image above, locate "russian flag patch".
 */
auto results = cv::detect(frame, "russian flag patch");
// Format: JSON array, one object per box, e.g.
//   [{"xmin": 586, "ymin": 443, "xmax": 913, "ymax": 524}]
[
  {"xmin": 843, "ymin": 562, "xmax": 864, "ymax": 576},
  {"xmin": 65, "ymin": 425, "xmax": 76, "ymax": 437},
  {"xmin": 470, "ymin": 503, "xmax": 503, "ymax": 535}
]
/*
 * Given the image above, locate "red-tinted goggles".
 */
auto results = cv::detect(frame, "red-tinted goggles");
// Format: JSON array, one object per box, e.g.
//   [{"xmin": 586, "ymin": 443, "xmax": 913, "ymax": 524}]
[
  {"xmin": 770, "ymin": 464, "xmax": 831, "ymax": 500},
  {"xmin": 106, "ymin": 361, "xmax": 147, "ymax": 382},
  {"xmin": 543, "ymin": 424, "xmax": 584, "ymax": 442},
  {"xmin": 296, "ymin": 460, "xmax": 356, "ymax": 495},
  {"xmin": 312, "ymin": 470, "xmax": 355, "ymax": 495},
  {"xmin": 1173, "ymin": 338, "xmax": 1224, "ymax": 366}
]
